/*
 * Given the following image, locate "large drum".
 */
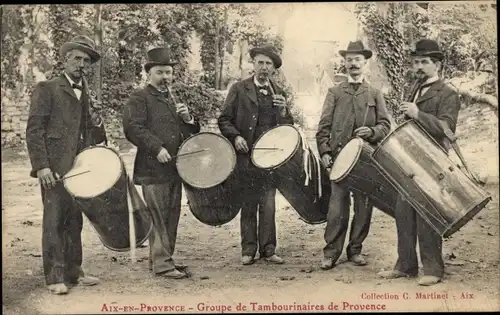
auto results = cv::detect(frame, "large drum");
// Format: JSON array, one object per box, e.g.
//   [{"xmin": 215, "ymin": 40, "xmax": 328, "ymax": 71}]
[
  {"xmin": 371, "ymin": 120, "xmax": 492, "ymax": 238},
  {"xmin": 63, "ymin": 146, "xmax": 153, "ymax": 251},
  {"xmin": 176, "ymin": 132, "xmax": 244, "ymax": 226},
  {"xmin": 251, "ymin": 125, "xmax": 331, "ymax": 224},
  {"xmin": 329, "ymin": 137, "xmax": 396, "ymax": 218}
]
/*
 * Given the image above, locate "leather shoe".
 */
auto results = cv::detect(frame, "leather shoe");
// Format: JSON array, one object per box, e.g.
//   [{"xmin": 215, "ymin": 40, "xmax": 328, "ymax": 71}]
[
  {"xmin": 175, "ymin": 263, "xmax": 188, "ymax": 271},
  {"xmin": 321, "ymin": 257, "xmax": 335, "ymax": 270},
  {"xmin": 264, "ymin": 254, "xmax": 284, "ymax": 264},
  {"xmin": 349, "ymin": 254, "xmax": 367, "ymax": 266},
  {"xmin": 378, "ymin": 270, "xmax": 412, "ymax": 279},
  {"xmin": 47, "ymin": 283, "xmax": 68, "ymax": 295},
  {"xmin": 241, "ymin": 256, "xmax": 255, "ymax": 265},
  {"xmin": 67, "ymin": 276, "xmax": 100, "ymax": 287},
  {"xmin": 418, "ymin": 275, "xmax": 441, "ymax": 286},
  {"xmin": 161, "ymin": 269, "xmax": 187, "ymax": 279}
]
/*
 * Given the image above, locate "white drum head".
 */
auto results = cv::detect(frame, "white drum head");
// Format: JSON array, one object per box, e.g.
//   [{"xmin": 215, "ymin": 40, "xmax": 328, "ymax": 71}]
[
  {"xmin": 329, "ymin": 138, "xmax": 363, "ymax": 182},
  {"xmin": 176, "ymin": 133, "xmax": 236, "ymax": 189},
  {"xmin": 251, "ymin": 125, "xmax": 300, "ymax": 169},
  {"xmin": 64, "ymin": 147, "xmax": 123, "ymax": 199}
]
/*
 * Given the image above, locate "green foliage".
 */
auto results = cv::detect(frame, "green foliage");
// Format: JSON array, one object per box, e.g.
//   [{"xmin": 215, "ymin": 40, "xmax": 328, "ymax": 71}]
[
  {"xmin": 1, "ymin": 5, "xmax": 26, "ymax": 90},
  {"xmin": 356, "ymin": 3, "xmax": 408, "ymax": 124}
]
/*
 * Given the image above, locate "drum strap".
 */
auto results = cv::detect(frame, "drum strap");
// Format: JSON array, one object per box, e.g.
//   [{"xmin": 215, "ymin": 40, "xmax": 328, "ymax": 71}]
[
  {"xmin": 297, "ymin": 128, "xmax": 323, "ymax": 199},
  {"xmin": 440, "ymin": 121, "xmax": 485, "ymax": 186}
]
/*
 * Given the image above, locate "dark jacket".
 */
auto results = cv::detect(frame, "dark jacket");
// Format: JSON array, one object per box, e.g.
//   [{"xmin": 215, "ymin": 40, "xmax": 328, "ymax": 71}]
[
  {"xmin": 316, "ymin": 80, "xmax": 391, "ymax": 158},
  {"xmin": 26, "ymin": 74, "xmax": 107, "ymax": 178},
  {"xmin": 405, "ymin": 79, "xmax": 461, "ymax": 149},
  {"xmin": 123, "ymin": 84, "xmax": 200, "ymax": 185},
  {"xmin": 218, "ymin": 76, "xmax": 294, "ymax": 168}
]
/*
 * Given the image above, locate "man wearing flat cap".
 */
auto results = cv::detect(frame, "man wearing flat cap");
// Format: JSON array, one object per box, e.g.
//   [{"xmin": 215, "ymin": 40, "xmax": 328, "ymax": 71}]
[
  {"xmin": 316, "ymin": 41, "xmax": 391, "ymax": 271},
  {"xmin": 378, "ymin": 39, "xmax": 461, "ymax": 286},
  {"xmin": 123, "ymin": 47, "xmax": 200, "ymax": 279},
  {"xmin": 26, "ymin": 35, "xmax": 107, "ymax": 295},
  {"xmin": 218, "ymin": 45, "xmax": 294, "ymax": 266}
]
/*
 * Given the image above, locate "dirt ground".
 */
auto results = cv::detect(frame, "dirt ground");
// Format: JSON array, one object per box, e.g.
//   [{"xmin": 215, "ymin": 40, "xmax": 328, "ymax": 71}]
[{"xmin": 2, "ymin": 118, "xmax": 499, "ymax": 314}]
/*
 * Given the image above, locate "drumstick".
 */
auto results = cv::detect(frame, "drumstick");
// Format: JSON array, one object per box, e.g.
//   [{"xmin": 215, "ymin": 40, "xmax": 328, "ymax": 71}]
[
  {"xmin": 56, "ymin": 170, "xmax": 90, "ymax": 182},
  {"xmin": 253, "ymin": 147, "xmax": 284, "ymax": 151},
  {"xmin": 172, "ymin": 148, "xmax": 209, "ymax": 159}
]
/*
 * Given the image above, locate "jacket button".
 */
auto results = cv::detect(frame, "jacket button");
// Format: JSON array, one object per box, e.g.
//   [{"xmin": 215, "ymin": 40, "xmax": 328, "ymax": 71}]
[
  {"xmin": 249, "ymin": 127, "xmax": 252, "ymax": 130},
  {"xmin": 338, "ymin": 143, "xmax": 342, "ymax": 147}
]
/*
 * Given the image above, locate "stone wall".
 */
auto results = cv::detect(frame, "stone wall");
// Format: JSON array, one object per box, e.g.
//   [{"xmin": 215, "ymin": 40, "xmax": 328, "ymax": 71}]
[{"xmin": 1, "ymin": 90, "xmax": 30, "ymax": 147}]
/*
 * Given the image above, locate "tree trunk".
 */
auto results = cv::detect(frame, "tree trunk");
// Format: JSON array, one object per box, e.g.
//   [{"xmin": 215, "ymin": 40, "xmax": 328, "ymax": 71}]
[
  {"xmin": 93, "ymin": 4, "xmax": 102, "ymax": 101},
  {"xmin": 218, "ymin": 7, "xmax": 228, "ymax": 90},
  {"xmin": 214, "ymin": 13, "xmax": 221, "ymax": 89}
]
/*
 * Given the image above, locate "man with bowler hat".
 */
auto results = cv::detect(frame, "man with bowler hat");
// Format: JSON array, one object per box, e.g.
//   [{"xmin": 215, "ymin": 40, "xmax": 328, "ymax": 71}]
[
  {"xmin": 378, "ymin": 39, "xmax": 461, "ymax": 286},
  {"xmin": 26, "ymin": 35, "xmax": 107, "ymax": 295},
  {"xmin": 218, "ymin": 45, "xmax": 294, "ymax": 265},
  {"xmin": 316, "ymin": 41, "xmax": 391, "ymax": 270},
  {"xmin": 123, "ymin": 47, "xmax": 200, "ymax": 279}
]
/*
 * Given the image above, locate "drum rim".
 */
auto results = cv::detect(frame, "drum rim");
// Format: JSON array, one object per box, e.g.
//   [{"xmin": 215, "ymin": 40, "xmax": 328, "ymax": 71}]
[
  {"xmin": 372, "ymin": 119, "xmax": 449, "ymax": 159},
  {"xmin": 250, "ymin": 124, "xmax": 300, "ymax": 170},
  {"xmin": 63, "ymin": 145, "xmax": 124, "ymax": 199},
  {"xmin": 329, "ymin": 137, "xmax": 363, "ymax": 182},
  {"xmin": 84, "ymin": 206, "xmax": 154, "ymax": 252},
  {"xmin": 443, "ymin": 195, "xmax": 492, "ymax": 238},
  {"xmin": 176, "ymin": 131, "xmax": 237, "ymax": 189}
]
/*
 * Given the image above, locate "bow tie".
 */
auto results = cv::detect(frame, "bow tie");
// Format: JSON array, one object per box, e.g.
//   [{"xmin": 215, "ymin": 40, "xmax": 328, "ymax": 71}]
[{"xmin": 72, "ymin": 83, "xmax": 83, "ymax": 90}]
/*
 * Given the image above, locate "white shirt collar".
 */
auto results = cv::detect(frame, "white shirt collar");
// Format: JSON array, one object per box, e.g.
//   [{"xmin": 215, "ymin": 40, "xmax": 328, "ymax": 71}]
[
  {"xmin": 423, "ymin": 75, "xmax": 439, "ymax": 85},
  {"xmin": 64, "ymin": 72, "xmax": 82, "ymax": 86},
  {"xmin": 347, "ymin": 75, "xmax": 365, "ymax": 84},
  {"xmin": 253, "ymin": 75, "xmax": 270, "ymax": 87}
]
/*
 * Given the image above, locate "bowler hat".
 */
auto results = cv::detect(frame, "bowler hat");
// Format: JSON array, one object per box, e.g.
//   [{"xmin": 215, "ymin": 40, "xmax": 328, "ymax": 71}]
[
  {"xmin": 249, "ymin": 45, "xmax": 282, "ymax": 69},
  {"xmin": 144, "ymin": 47, "xmax": 178, "ymax": 72},
  {"xmin": 339, "ymin": 41, "xmax": 373, "ymax": 59},
  {"xmin": 410, "ymin": 39, "xmax": 444, "ymax": 61},
  {"xmin": 59, "ymin": 35, "xmax": 101, "ymax": 64}
]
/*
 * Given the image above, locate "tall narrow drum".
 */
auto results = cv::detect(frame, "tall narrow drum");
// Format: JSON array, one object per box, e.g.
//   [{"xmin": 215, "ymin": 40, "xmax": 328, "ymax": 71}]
[
  {"xmin": 176, "ymin": 132, "xmax": 243, "ymax": 226},
  {"xmin": 251, "ymin": 125, "xmax": 331, "ymax": 224},
  {"xmin": 63, "ymin": 146, "xmax": 153, "ymax": 251},
  {"xmin": 371, "ymin": 120, "xmax": 492, "ymax": 238},
  {"xmin": 329, "ymin": 137, "xmax": 396, "ymax": 218}
]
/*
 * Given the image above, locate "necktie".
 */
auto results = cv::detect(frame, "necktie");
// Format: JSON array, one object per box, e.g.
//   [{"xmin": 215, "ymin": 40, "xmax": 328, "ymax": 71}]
[
  {"xmin": 72, "ymin": 83, "xmax": 83, "ymax": 90},
  {"xmin": 351, "ymin": 83, "xmax": 361, "ymax": 91},
  {"xmin": 417, "ymin": 82, "xmax": 434, "ymax": 99}
]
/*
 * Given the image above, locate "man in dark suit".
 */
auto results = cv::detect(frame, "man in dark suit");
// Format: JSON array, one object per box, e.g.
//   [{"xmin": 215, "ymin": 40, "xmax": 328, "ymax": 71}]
[
  {"xmin": 378, "ymin": 39, "xmax": 461, "ymax": 286},
  {"xmin": 26, "ymin": 35, "xmax": 107, "ymax": 295},
  {"xmin": 316, "ymin": 41, "xmax": 391, "ymax": 270},
  {"xmin": 218, "ymin": 45, "xmax": 294, "ymax": 266},
  {"xmin": 123, "ymin": 47, "xmax": 200, "ymax": 279}
]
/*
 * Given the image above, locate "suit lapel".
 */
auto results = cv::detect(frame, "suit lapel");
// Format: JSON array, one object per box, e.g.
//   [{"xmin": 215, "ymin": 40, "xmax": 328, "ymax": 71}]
[
  {"xmin": 244, "ymin": 77, "xmax": 259, "ymax": 107},
  {"xmin": 147, "ymin": 85, "xmax": 177, "ymax": 118},
  {"xmin": 415, "ymin": 80, "xmax": 442, "ymax": 104},
  {"xmin": 59, "ymin": 74, "xmax": 80, "ymax": 101},
  {"xmin": 354, "ymin": 80, "xmax": 369, "ymax": 96},
  {"xmin": 340, "ymin": 82, "xmax": 355, "ymax": 95}
]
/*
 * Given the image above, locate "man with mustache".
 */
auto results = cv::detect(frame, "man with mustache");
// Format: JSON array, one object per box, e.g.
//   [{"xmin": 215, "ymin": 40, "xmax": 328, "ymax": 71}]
[
  {"xmin": 218, "ymin": 45, "xmax": 294, "ymax": 266},
  {"xmin": 378, "ymin": 39, "xmax": 461, "ymax": 286},
  {"xmin": 26, "ymin": 35, "xmax": 107, "ymax": 295},
  {"xmin": 123, "ymin": 47, "xmax": 200, "ymax": 279},
  {"xmin": 316, "ymin": 41, "xmax": 391, "ymax": 270}
]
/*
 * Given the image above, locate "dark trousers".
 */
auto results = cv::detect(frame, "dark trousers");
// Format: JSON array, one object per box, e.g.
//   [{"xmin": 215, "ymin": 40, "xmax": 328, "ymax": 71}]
[
  {"xmin": 240, "ymin": 189, "xmax": 277, "ymax": 258},
  {"xmin": 323, "ymin": 182, "xmax": 373, "ymax": 260},
  {"xmin": 394, "ymin": 195, "xmax": 444, "ymax": 277},
  {"xmin": 41, "ymin": 183, "xmax": 84, "ymax": 285},
  {"xmin": 239, "ymin": 161, "xmax": 277, "ymax": 258},
  {"xmin": 142, "ymin": 179, "xmax": 182, "ymax": 274}
]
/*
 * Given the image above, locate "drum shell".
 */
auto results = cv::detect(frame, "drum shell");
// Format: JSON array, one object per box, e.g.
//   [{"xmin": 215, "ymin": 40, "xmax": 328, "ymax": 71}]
[
  {"xmin": 372, "ymin": 120, "xmax": 492, "ymax": 238},
  {"xmin": 183, "ymin": 170, "xmax": 244, "ymax": 226},
  {"xmin": 331, "ymin": 139, "xmax": 396, "ymax": 218},
  {"xmin": 252, "ymin": 125, "xmax": 330, "ymax": 225},
  {"xmin": 177, "ymin": 132, "xmax": 243, "ymax": 226},
  {"xmin": 69, "ymin": 147, "xmax": 153, "ymax": 252}
]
